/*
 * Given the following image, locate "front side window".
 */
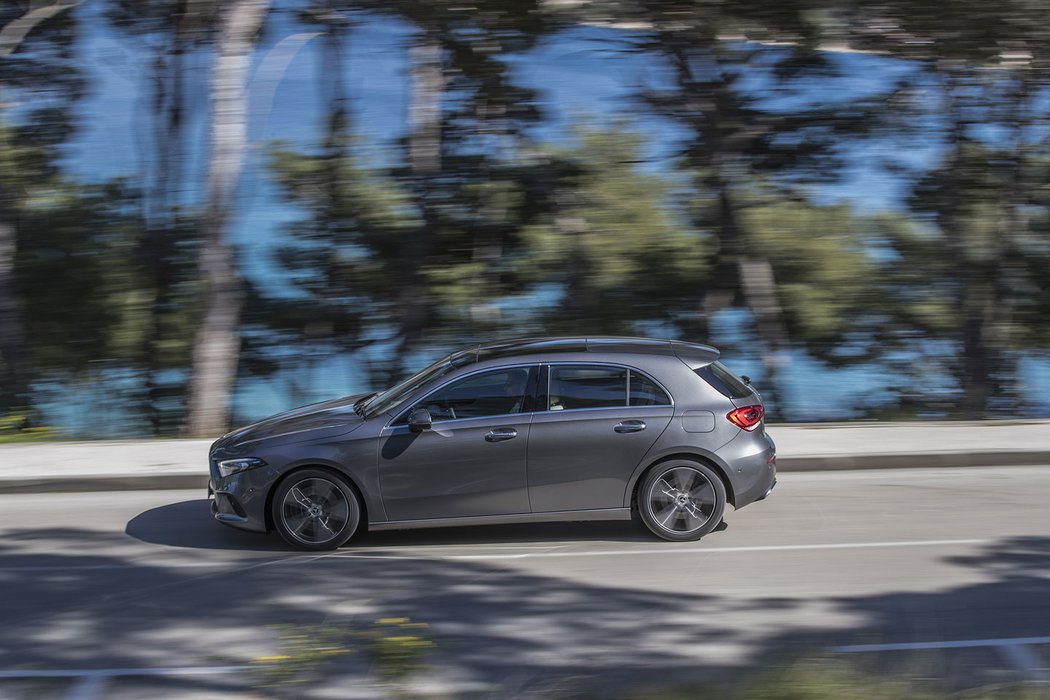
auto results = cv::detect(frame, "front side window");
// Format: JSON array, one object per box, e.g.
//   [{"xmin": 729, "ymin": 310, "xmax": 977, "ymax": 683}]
[
  {"xmin": 411, "ymin": 367, "xmax": 532, "ymax": 422},
  {"xmin": 365, "ymin": 356, "xmax": 455, "ymax": 417}
]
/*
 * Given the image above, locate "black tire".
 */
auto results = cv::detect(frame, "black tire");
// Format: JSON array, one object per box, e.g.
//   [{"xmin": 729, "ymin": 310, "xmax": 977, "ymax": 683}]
[
  {"xmin": 271, "ymin": 468, "xmax": 362, "ymax": 551},
  {"xmin": 637, "ymin": 460, "xmax": 726, "ymax": 542}
]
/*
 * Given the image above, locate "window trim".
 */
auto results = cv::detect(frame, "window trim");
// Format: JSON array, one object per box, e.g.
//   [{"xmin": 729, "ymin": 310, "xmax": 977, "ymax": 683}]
[
  {"xmin": 384, "ymin": 360, "xmax": 674, "ymax": 430},
  {"xmin": 386, "ymin": 363, "xmax": 539, "ymax": 428},
  {"xmin": 544, "ymin": 362, "xmax": 673, "ymax": 413}
]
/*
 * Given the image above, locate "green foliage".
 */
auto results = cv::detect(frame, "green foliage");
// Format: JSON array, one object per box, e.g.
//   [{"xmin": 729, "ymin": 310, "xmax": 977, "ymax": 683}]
[
  {"xmin": 15, "ymin": 180, "xmax": 146, "ymax": 373},
  {"xmin": 367, "ymin": 617, "xmax": 434, "ymax": 682},
  {"xmin": 514, "ymin": 123, "xmax": 708, "ymax": 334},
  {"xmin": 741, "ymin": 201, "xmax": 876, "ymax": 360},
  {"xmin": 251, "ymin": 624, "xmax": 354, "ymax": 689},
  {"xmin": 0, "ymin": 412, "xmax": 60, "ymax": 443},
  {"xmin": 613, "ymin": 659, "xmax": 1050, "ymax": 700},
  {"xmin": 249, "ymin": 617, "xmax": 434, "ymax": 693}
]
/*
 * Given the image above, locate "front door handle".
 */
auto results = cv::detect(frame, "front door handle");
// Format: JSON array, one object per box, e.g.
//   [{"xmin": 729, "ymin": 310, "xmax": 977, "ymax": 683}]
[
  {"xmin": 614, "ymin": 420, "xmax": 646, "ymax": 433},
  {"xmin": 485, "ymin": 428, "xmax": 518, "ymax": 442}
]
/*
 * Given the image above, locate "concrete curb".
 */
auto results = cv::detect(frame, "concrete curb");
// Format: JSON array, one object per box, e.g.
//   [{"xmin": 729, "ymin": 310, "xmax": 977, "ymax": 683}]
[
  {"xmin": 0, "ymin": 473, "xmax": 210, "ymax": 494},
  {"xmin": 2, "ymin": 451, "xmax": 1047, "ymax": 494},
  {"xmin": 776, "ymin": 451, "xmax": 1050, "ymax": 472}
]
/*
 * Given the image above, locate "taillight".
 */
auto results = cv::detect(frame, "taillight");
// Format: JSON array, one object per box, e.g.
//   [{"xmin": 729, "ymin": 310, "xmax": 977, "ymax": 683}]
[{"xmin": 727, "ymin": 405, "xmax": 764, "ymax": 431}]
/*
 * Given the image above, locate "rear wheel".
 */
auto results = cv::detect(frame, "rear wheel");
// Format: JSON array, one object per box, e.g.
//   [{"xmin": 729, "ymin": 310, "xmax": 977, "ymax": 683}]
[
  {"xmin": 272, "ymin": 468, "xmax": 362, "ymax": 550},
  {"xmin": 637, "ymin": 460, "xmax": 726, "ymax": 542}
]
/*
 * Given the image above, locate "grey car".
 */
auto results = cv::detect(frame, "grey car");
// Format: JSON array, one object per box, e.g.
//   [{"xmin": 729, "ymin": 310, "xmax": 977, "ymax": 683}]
[{"xmin": 208, "ymin": 337, "xmax": 776, "ymax": 550}]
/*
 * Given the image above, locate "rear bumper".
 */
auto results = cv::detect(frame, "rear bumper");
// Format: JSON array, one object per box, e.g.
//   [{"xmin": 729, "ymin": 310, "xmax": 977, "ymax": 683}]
[
  {"xmin": 723, "ymin": 428, "xmax": 777, "ymax": 509},
  {"xmin": 757, "ymin": 477, "xmax": 777, "ymax": 501}
]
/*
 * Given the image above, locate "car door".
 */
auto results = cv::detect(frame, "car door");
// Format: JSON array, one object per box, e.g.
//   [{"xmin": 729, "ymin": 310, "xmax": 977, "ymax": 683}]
[
  {"xmin": 526, "ymin": 363, "xmax": 674, "ymax": 512},
  {"xmin": 378, "ymin": 365, "xmax": 537, "ymax": 521}
]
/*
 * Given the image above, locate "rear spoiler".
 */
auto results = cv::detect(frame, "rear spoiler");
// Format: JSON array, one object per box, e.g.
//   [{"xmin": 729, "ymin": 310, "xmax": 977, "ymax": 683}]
[{"xmin": 671, "ymin": 340, "xmax": 720, "ymax": 369}]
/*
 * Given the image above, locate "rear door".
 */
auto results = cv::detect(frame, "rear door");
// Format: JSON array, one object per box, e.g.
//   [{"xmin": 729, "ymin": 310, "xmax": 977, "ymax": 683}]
[{"xmin": 526, "ymin": 363, "xmax": 673, "ymax": 512}]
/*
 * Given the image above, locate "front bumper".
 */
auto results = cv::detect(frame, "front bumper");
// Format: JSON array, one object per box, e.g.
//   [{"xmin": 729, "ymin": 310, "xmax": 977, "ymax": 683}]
[
  {"xmin": 209, "ymin": 478, "xmax": 251, "ymax": 526},
  {"xmin": 208, "ymin": 467, "xmax": 269, "ymax": 533}
]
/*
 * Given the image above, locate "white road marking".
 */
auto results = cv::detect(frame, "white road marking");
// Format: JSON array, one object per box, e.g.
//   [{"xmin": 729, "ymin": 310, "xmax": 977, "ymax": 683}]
[
  {"xmin": 0, "ymin": 537, "xmax": 991, "ymax": 572},
  {"xmin": 784, "ymin": 465, "xmax": 1050, "ymax": 481},
  {"xmin": 66, "ymin": 675, "xmax": 108, "ymax": 700},
  {"xmin": 0, "ymin": 562, "xmax": 231, "ymax": 572},
  {"xmin": 998, "ymin": 643, "xmax": 1050, "ymax": 682},
  {"xmin": 834, "ymin": 636, "xmax": 1050, "ymax": 683},
  {"xmin": 833, "ymin": 636, "xmax": 1050, "ymax": 652},
  {"xmin": 0, "ymin": 666, "xmax": 246, "ymax": 679},
  {"xmin": 332, "ymin": 538, "xmax": 992, "ymax": 561}
]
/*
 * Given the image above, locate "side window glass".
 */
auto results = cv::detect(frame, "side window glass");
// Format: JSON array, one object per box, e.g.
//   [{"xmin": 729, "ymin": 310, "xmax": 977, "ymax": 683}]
[
  {"xmin": 549, "ymin": 366, "xmax": 627, "ymax": 411},
  {"xmin": 415, "ymin": 367, "xmax": 531, "ymax": 421},
  {"xmin": 629, "ymin": 370, "xmax": 671, "ymax": 406}
]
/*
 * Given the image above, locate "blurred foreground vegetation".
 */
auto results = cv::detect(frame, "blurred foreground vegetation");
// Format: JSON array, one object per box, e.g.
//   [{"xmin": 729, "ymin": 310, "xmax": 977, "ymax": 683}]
[
  {"xmin": 615, "ymin": 660, "xmax": 1050, "ymax": 700},
  {"xmin": 2, "ymin": 0, "xmax": 1050, "ymax": 437}
]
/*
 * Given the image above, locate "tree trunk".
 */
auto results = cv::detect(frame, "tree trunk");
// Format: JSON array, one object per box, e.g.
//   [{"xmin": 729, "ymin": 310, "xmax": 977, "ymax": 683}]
[
  {"xmin": 139, "ymin": 7, "xmax": 189, "ymax": 435},
  {"xmin": 0, "ymin": 217, "xmax": 27, "ymax": 413},
  {"xmin": 715, "ymin": 182, "xmax": 790, "ymax": 418},
  {"xmin": 939, "ymin": 75, "xmax": 994, "ymax": 419},
  {"xmin": 184, "ymin": 0, "xmax": 270, "ymax": 437}
]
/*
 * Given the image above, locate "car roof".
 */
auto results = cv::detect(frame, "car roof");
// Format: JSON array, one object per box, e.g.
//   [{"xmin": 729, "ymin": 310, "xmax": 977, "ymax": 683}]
[{"xmin": 446, "ymin": 336, "xmax": 720, "ymax": 368}]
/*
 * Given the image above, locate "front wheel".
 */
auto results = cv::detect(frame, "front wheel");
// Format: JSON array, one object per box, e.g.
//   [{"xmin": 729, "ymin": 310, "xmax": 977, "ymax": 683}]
[
  {"xmin": 271, "ymin": 469, "xmax": 362, "ymax": 550},
  {"xmin": 637, "ymin": 460, "xmax": 726, "ymax": 542}
]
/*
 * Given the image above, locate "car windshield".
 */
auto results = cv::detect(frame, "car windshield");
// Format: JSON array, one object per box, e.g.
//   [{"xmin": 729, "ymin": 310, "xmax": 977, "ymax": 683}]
[{"xmin": 362, "ymin": 355, "xmax": 456, "ymax": 418}]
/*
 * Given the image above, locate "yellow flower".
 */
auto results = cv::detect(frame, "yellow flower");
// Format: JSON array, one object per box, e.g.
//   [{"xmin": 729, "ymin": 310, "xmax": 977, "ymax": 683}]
[{"xmin": 251, "ymin": 655, "xmax": 291, "ymax": 663}]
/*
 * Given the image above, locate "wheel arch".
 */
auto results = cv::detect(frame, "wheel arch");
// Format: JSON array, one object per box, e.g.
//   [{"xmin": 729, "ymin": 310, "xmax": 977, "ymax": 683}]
[
  {"xmin": 264, "ymin": 462, "xmax": 369, "ymax": 533},
  {"xmin": 626, "ymin": 451, "xmax": 736, "ymax": 512}
]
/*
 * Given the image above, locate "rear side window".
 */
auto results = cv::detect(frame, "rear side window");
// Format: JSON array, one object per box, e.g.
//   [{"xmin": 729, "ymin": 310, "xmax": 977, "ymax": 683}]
[
  {"xmin": 629, "ymin": 370, "xmax": 671, "ymax": 406},
  {"xmin": 548, "ymin": 365, "xmax": 671, "ymax": 410},
  {"xmin": 550, "ymin": 366, "xmax": 627, "ymax": 410},
  {"xmin": 695, "ymin": 361, "xmax": 753, "ymax": 399}
]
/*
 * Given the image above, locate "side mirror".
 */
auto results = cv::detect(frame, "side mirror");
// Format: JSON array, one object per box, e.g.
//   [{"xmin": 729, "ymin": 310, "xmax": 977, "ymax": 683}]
[{"xmin": 407, "ymin": 408, "xmax": 432, "ymax": 433}]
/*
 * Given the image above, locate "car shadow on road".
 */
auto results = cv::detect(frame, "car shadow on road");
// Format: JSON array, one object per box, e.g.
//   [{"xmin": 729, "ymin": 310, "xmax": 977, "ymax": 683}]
[
  {"xmin": 124, "ymin": 500, "xmax": 287, "ymax": 551},
  {"xmin": 125, "ymin": 499, "xmax": 729, "ymax": 550}
]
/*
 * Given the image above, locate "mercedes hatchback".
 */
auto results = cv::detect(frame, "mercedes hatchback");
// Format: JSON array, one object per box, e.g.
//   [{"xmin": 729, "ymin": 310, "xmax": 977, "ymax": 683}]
[{"xmin": 208, "ymin": 337, "xmax": 776, "ymax": 550}]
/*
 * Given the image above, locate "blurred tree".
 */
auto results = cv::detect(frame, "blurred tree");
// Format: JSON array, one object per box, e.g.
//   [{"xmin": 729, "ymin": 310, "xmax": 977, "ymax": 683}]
[
  {"xmin": 367, "ymin": 0, "xmax": 552, "ymax": 380},
  {"xmin": 565, "ymin": 0, "xmax": 895, "ymax": 417},
  {"xmin": 0, "ymin": 0, "xmax": 85, "ymax": 420},
  {"xmin": 244, "ymin": 1, "xmax": 418, "ymax": 400},
  {"xmin": 15, "ymin": 180, "xmax": 143, "ymax": 380},
  {"xmin": 842, "ymin": 0, "xmax": 1050, "ymax": 417},
  {"xmin": 106, "ymin": 0, "xmax": 217, "ymax": 433},
  {"xmin": 184, "ymin": 0, "xmax": 272, "ymax": 437},
  {"xmin": 513, "ymin": 124, "xmax": 709, "ymax": 334},
  {"xmin": 740, "ymin": 198, "xmax": 879, "ymax": 368}
]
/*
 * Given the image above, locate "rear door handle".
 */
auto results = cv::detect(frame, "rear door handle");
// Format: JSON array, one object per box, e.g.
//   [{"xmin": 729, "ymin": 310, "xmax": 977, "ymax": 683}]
[
  {"xmin": 485, "ymin": 428, "xmax": 518, "ymax": 442},
  {"xmin": 614, "ymin": 420, "xmax": 646, "ymax": 433}
]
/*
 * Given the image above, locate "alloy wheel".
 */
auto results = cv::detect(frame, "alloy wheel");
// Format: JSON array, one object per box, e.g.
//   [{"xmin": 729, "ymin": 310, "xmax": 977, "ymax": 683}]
[
  {"xmin": 280, "ymin": 477, "xmax": 352, "ymax": 546},
  {"xmin": 646, "ymin": 466, "xmax": 717, "ymax": 534}
]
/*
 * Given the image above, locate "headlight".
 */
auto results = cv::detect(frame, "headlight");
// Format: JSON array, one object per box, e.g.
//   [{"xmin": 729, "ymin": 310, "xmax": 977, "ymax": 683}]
[{"xmin": 217, "ymin": 457, "xmax": 266, "ymax": 478}]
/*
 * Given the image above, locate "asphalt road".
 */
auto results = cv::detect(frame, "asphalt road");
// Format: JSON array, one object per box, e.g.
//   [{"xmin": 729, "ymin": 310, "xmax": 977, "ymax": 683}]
[{"xmin": 1, "ymin": 466, "xmax": 1049, "ymax": 698}]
